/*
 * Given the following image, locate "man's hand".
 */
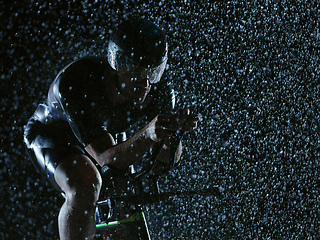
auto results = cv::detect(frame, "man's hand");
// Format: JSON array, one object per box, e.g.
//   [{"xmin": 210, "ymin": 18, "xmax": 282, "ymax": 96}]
[{"xmin": 146, "ymin": 109, "xmax": 199, "ymax": 142}]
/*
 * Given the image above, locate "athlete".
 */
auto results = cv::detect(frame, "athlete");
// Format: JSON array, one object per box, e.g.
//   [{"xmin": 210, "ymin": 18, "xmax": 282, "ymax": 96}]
[{"xmin": 24, "ymin": 19, "xmax": 198, "ymax": 240}]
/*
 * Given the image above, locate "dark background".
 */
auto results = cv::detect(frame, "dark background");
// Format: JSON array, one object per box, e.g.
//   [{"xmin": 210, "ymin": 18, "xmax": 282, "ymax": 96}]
[{"xmin": 1, "ymin": 1, "xmax": 320, "ymax": 239}]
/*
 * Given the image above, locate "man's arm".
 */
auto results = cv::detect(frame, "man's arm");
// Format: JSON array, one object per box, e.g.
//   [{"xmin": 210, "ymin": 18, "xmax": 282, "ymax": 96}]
[
  {"xmin": 85, "ymin": 124, "xmax": 154, "ymax": 169},
  {"xmin": 85, "ymin": 112, "xmax": 198, "ymax": 170}
]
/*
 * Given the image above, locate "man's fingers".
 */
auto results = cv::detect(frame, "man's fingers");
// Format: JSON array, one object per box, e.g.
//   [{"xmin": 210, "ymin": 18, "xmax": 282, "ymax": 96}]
[
  {"xmin": 181, "ymin": 121, "xmax": 198, "ymax": 132},
  {"xmin": 157, "ymin": 112, "xmax": 199, "ymax": 129},
  {"xmin": 155, "ymin": 121, "xmax": 182, "ymax": 131},
  {"xmin": 186, "ymin": 114, "xmax": 199, "ymax": 122},
  {"xmin": 155, "ymin": 128, "xmax": 176, "ymax": 139},
  {"xmin": 157, "ymin": 114, "xmax": 184, "ymax": 124},
  {"xmin": 179, "ymin": 114, "xmax": 199, "ymax": 132}
]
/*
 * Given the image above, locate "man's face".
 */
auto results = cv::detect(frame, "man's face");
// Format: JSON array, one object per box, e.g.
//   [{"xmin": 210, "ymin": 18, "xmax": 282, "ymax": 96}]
[{"xmin": 117, "ymin": 65, "xmax": 152, "ymax": 104}]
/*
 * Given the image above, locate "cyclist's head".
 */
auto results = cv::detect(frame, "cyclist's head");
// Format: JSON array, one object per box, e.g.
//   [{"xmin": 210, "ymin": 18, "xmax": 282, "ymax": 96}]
[{"xmin": 108, "ymin": 19, "xmax": 168, "ymax": 85}]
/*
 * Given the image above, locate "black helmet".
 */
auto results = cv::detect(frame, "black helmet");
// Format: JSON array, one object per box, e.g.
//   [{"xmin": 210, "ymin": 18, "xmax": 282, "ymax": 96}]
[{"xmin": 108, "ymin": 19, "xmax": 168, "ymax": 84}]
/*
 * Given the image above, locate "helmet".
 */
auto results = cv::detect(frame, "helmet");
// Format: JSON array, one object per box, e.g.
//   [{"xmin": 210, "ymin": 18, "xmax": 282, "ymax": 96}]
[{"xmin": 108, "ymin": 19, "xmax": 168, "ymax": 84}]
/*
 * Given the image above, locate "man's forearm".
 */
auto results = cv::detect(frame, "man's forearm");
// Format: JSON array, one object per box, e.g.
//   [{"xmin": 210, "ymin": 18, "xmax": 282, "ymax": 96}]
[
  {"xmin": 85, "ymin": 113, "xmax": 190, "ymax": 170},
  {"xmin": 86, "ymin": 126, "xmax": 154, "ymax": 169}
]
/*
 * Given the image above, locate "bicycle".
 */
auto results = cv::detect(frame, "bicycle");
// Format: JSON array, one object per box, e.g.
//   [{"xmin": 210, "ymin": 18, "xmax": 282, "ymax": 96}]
[{"xmin": 94, "ymin": 133, "xmax": 181, "ymax": 240}]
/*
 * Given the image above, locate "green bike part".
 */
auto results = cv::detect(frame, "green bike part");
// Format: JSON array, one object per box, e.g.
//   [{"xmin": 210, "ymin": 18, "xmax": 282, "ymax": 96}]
[{"xmin": 96, "ymin": 212, "xmax": 146, "ymax": 229}]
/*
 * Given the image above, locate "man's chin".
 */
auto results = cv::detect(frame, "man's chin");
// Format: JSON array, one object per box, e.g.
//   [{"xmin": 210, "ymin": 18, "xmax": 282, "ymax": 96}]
[
  {"xmin": 132, "ymin": 94, "xmax": 147, "ymax": 106},
  {"xmin": 134, "ymin": 97, "xmax": 145, "ymax": 104},
  {"xmin": 135, "ymin": 91, "xmax": 147, "ymax": 101}
]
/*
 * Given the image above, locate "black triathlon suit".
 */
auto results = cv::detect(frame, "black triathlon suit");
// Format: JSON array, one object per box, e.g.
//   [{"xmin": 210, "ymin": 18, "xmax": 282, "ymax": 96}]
[{"xmin": 24, "ymin": 56, "xmax": 174, "ymax": 191}]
